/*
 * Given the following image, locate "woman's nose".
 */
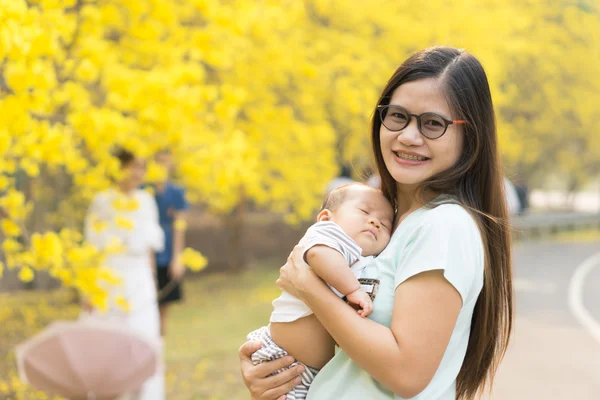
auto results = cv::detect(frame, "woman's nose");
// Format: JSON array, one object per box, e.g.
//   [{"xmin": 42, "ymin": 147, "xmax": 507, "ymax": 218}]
[{"xmin": 396, "ymin": 119, "xmax": 424, "ymax": 146}]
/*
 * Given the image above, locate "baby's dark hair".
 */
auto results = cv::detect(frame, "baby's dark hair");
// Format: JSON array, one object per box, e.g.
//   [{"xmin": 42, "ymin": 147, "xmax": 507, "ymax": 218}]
[
  {"xmin": 113, "ymin": 147, "xmax": 136, "ymax": 167},
  {"xmin": 320, "ymin": 183, "xmax": 382, "ymax": 212}
]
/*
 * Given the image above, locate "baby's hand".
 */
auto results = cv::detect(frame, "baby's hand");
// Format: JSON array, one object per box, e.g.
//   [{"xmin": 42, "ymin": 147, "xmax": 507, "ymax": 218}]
[{"xmin": 345, "ymin": 289, "xmax": 373, "ymax": 318}]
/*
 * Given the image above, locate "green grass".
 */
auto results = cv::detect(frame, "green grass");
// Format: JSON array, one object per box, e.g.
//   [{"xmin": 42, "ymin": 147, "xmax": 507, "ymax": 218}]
[{"xmin": 0, "ymin": 264, "xmax": 281, "ymax": 400}]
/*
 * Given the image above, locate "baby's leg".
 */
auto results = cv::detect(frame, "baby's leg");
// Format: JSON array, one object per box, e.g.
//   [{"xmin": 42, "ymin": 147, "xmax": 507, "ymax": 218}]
[
  {"xmin": 269, "ymin": 314, "xmax": 335, "ymax": 370},
  {"xmin": 246, "ymin": 326, "xmax": 319, "ymax": 400}
]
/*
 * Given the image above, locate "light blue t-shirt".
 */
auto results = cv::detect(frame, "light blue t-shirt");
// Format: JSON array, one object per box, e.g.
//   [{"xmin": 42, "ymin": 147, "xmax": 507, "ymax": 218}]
[{"xmin": 306, "ymin": 200, "xmax": 484, "ymax": 400}]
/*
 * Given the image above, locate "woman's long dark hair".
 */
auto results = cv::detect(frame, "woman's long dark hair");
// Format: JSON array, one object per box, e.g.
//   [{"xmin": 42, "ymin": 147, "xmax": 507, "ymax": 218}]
[{"xmin": 371, "ymin": 47, "xmax": 513, "ymax": 399}]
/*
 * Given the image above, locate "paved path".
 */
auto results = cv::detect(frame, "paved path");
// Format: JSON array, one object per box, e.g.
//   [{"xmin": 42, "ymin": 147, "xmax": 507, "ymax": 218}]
[{"xmin": 486, "ymin": 241, "xmax": 600, "ymax": 399}]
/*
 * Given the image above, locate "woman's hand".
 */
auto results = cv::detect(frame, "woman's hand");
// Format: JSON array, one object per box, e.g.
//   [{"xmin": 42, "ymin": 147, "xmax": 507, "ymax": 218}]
[
  {"xmin": 239, "ymin": 341, "xmax": 305, "ymax": 400},
  {"xmin": 169, "ymin": 258, "xmax": 186, "ymax": 281},
  {"xmin": 276, "ymin": 245, "xmax": 319, "ymax": 299}
]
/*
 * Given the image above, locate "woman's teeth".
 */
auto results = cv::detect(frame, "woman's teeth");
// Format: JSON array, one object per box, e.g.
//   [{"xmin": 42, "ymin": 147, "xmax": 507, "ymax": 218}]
[{"xmin": 395, "ymin": 152, "xmax": 428, "ymax": 161}]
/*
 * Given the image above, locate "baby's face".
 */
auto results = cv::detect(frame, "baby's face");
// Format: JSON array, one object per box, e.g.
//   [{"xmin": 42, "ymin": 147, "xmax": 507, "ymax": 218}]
[{"xmin": 329, "ymin": 187, "xmax": 394, "ymax": 256}]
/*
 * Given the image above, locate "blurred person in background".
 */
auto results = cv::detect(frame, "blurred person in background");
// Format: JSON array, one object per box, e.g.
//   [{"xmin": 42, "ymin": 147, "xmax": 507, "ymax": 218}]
[
  {"xmin": 514, "ymin": 177, "xmax": 529, "ymax": 215},
  {"xmin": 504, "ymin": 177, "xmax": 522, "ymax": 216},
  {"xmin": 152, "ymin": 149, "xmax": 189, "ymax": 336},
  {"xmin": 239, "ymin": 47, "xmax": 513, "ymax": 400},
  {"xmin": 83, "ymin": 148, "xmax": 165, "ymax": 400}
]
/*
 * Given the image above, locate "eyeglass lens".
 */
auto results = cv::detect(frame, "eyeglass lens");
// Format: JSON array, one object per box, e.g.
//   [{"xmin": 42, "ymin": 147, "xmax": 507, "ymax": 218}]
[{"xmin": 381, "ymin": 105, "xmax": 447, "ymax": 139}]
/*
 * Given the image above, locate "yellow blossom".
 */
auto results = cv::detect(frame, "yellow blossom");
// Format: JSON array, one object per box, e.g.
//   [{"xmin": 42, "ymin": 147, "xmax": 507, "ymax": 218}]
[
  {"xmin": 112, "ymin": 196, "xmax": 140, "ymax": 212},
  {"xmin": 115, "ymin": 215, "xmax": 134, "ymax": 230},
  {"xmin": 91, "ymin": 216, "xmax": 108, "ymax": 232},
  {"xmin": 0, "ymin": 175, "xmax": 11, "ymax": 191},
  {"xmin": 115, "ymin": 295, "xmax": 131, "ymax": 312},
  {"xmin": 145, "ymin": 161, "xmax": 168, "ymax": 183},
  {"xmin": 18, "ymin": 267, "xmax": 34, "ymax": 282},
  {"xmin": 173, "ymin": 218, "xmax": 187, "ymax": 231},
  {"xmin": 2, "ymin": 238, "xmax": 22, "ymax": 254},
  {"xmin": 180, "ymin": 248, "xmax": 208, "ymax": 272},
  {"xmin": 105, "ymin": 236, "xmax": 127, "ymax": 254},
  {"xmin": 1, "ymin": 219, "xmax": 21, "ymax": 236}
]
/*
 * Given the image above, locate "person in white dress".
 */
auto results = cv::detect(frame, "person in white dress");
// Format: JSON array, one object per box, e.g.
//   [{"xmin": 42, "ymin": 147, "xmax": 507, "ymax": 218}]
[{"xmin": 83, "ymin": 148, "xmax": 165, "ymax": 400}]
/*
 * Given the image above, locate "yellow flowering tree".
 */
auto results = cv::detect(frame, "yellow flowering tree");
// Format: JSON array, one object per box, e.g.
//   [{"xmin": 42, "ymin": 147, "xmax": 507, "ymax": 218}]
[{"xmin": 492, "ymin": 1, "xmax": 600, "ymax": 189}]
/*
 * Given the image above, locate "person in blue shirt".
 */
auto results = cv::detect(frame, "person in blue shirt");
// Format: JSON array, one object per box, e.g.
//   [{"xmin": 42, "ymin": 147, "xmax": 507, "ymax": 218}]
[{"xmin": 153, "ymin": 149, "xmax": 189, "ymax": 336}]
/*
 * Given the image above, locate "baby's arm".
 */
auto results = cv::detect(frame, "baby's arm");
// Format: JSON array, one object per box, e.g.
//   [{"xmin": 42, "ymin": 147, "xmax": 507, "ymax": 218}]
[{"xmin": 305, "ymin": 245, "xmax": 373, "ymax": 317}]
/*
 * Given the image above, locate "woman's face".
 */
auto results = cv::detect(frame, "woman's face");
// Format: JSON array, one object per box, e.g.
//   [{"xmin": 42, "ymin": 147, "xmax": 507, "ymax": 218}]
[
  {"xmin": 379, "ymin": 78, "xmax": 464, "ymax": 192},
  {"xmin": 122, "ymin": 158, "xmax": 146, "ymax": 189}
]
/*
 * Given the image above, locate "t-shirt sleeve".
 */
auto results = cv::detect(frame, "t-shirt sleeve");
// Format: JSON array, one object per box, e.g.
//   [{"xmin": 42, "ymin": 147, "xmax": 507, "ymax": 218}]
[
  {"xmin": 302, "ymin": 222, "xmax": 362, "ymax": 265},
  {"xmin": 394, "ymin": 205, "xmax": 484, "ymax": 304},
  {"xmin": 174, "ymin": 186, "xmax": 189, "ymax": 211},
  {"xmin": 126, "ymin": 192, "xmax": 165, "ymax": 255}
]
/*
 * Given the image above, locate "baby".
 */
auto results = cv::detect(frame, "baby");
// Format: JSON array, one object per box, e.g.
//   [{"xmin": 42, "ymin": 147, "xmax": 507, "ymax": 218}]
[{"xmin": 247, "ymin": 183, "xmax": 394, "ymax": 399}]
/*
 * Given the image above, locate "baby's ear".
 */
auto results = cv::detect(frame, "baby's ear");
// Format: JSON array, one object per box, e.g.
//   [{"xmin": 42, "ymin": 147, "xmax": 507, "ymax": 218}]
[{"xmin": 316, "ymin": 209, "xmax": 332, "ymax": 222}]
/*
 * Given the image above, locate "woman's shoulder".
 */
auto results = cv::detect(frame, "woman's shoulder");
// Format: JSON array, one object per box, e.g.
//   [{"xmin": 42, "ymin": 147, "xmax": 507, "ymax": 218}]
[
  {"xmin": 419, "ymin": 202, "xmax": 479, "ymax": 232},
  {"xmin": 91, "ymin": 188, "xmax": 114, "ymax": 203},
  {"xmin": 134, "ymin": 188, "xmax": 155, "ymax": 203},
  {"xmin": 168, "ymin": 182, "xmax": 185, "ymax": 193},
  {"xmin": 405, "ymin": 202, "xmax": 483, "ymax": 252}
]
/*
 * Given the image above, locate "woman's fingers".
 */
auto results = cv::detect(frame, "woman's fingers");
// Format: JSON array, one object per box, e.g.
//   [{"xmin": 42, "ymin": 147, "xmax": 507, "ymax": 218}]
[
  {"xmin": 239, "ymin": 341, "xmax": 263, "ymax": 362},
  {"xmin": 291, "ymin": 244, "xmax": 304, "ymax": 263},
  {"xmin": 239, "ymin": 341, "xmax": 263, "ymax": 386},
  {"xmin": 252, "ymin": 355, "xmax": 296, "ymax": 378},
  {"xmin": 261, "ymin": 374, "xmax": 303, "ymax": 400},
  {"xmin": 239, "ymin": 340, "xmax": 301, "ymax": 399},
  {"xmin": 262, "ymin": 363, "xmax": 304, "ymax": 387}
]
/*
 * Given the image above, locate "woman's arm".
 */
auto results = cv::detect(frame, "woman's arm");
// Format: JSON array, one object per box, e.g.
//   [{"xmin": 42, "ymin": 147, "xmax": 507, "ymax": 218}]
[
  {"xmin": 169, "ymin": 210, "xmax": 186, "ymax": 281},
  {"xmin": 277, "ymin": 246, "xmax": 462, "ymax": 398}
]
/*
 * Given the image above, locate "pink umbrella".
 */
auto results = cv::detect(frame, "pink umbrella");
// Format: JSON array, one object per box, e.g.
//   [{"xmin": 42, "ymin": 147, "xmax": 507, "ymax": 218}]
[{"xmin": 15, "ymin": 318, "xmax": 160, "ymax": 400}]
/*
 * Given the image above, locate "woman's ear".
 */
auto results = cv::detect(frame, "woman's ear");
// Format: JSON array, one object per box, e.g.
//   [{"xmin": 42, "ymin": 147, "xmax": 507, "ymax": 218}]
[{"xmin": 316, "ymin": 209, "xmax": 332, "ymax": 222}]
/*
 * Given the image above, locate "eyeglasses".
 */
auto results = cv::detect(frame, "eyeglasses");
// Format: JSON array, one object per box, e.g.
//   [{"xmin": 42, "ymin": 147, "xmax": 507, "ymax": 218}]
[{"xmin": 377, "ymin": 104, "xmax": 466, "ymax": 139}]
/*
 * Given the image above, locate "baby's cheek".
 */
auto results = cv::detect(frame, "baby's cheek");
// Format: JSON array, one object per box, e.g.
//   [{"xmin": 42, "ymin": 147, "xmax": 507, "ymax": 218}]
[{"xmin": 378, "ymin": 238, "xmax": 390, "ymax": 253}]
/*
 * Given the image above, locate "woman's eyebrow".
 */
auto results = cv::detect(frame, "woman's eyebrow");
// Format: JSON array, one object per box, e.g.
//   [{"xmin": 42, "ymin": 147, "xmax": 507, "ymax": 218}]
[{"xmin": 388, "ymin": 103, "xmax": 451, "ymax": 119}]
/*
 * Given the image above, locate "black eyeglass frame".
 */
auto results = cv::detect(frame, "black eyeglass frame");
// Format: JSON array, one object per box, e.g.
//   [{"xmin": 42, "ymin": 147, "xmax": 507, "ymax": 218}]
[{"xmin": 377, "ymin": 104, "xmax": 467, "ymax": 139}]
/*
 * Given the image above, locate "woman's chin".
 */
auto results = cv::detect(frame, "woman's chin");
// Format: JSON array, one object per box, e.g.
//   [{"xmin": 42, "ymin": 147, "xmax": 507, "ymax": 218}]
[{"xmin": 391, "ymin": 174, "xmax": 430, "ymax": 188}]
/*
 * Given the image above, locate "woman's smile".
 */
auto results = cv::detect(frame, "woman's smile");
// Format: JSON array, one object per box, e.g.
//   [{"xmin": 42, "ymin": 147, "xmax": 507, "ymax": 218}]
[{"xmin": 393, "ymin": 150, "xmax": 430, "ymax": 165}]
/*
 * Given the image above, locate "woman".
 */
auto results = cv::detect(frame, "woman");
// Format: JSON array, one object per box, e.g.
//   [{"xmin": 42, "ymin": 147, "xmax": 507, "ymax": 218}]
[
  {"xmin": 239, "ymin": 46, "xmax": 513, "ymax": 399},
  {"xmin": 84, "ymin": 148, "xmax": 165, "ymax": 400}
]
